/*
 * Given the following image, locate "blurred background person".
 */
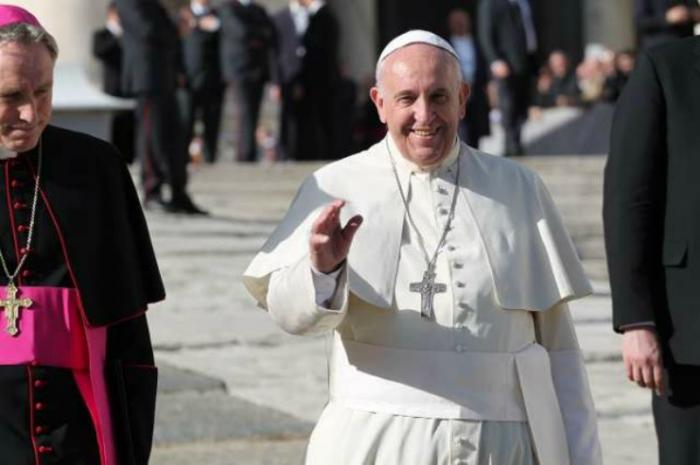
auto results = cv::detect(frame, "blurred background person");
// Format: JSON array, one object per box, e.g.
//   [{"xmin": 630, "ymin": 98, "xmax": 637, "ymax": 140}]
[
  {"xmin": 297, "ymin": 0, "xmax": 340, "ymax": 160},
  {"xmin": 533, "ymin": 50, "xmax": 580, "ymax": 108},
  {"xmin": 92, "ymin": 2, "xmax": 136, "ymax": 164},
  {"xmin": 116, "ymin": 0, "xmax": 206, "ymax": 214},
  {"xmin": 448, "ymin": 7, "xmax": 490, "ymax": 148},
  {"xmin": 180, "ymin": 0, "xmax": 224, "ymax": 164},
  {"xmin": 601, "ymin": 50, "xmax": 636, "ymax": 103},
  {"xmin": 271, "ymin": 0, "xmax": 307, "ymax": 161},
  {"xmin": 219, "ymin": 0, "xmax": 277, "ymax": 162},
  {"xmin": 635, "ymin": 0, "xmax": 700, "ymax": 50},
  {"xmin": 478, "ymin": 0, "xmax": 538, "ymax": 157}
]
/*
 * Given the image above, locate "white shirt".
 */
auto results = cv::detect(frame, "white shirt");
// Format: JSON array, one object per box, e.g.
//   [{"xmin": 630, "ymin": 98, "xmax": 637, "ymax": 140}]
[
  {"xmin": 451, "ymin": 35, "xmax": 477, "ymax": 84},
  {"xmin": 0, "ymin": 147, "xmax": 17, "ymax": 160},
  {"xmin": 289, "ymin": 0, "xmax": 310, "ymax": 36}
]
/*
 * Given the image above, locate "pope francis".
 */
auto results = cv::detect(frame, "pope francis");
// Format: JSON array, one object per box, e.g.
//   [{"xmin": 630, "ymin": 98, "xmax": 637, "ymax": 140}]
[{"xmin": 244, "ymin": 30, "xmax": 602, "ymax": 465}]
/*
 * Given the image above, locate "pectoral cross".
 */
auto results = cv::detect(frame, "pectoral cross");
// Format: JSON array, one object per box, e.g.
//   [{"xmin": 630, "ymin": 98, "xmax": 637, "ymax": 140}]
[
  {"xmin": 409, "ymin": 267, "xmax": 447, "ymax": 320},
  {"xmin": 0, "ymin": 282, "xmax": 33, "ymax": 336}
]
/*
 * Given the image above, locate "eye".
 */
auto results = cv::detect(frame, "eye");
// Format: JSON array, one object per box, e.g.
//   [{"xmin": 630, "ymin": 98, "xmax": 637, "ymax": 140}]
[
  {"xmin": 396, "ymin": 94, "xmax": 416, "ymax": 105},
  {"xmin": 432, "ymin": 93, "xmax": 449, "ymax": 104}
]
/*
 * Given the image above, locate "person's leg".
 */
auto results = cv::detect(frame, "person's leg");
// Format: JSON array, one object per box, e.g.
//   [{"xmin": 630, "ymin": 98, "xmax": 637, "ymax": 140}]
[
  {"xmin": 497, "ymin": 78, "xmax": 519, "ymax": 157},
  {"xmin": 136, "ymin": 95, "xmax": 165, "ymax": 203},
  {"xmin": 653, "ymin": 364, "xmax": 700, "ymax": 465},
  {"xmin": 201, "ymin": 86, "xmax": 224, "ymax": 163}
]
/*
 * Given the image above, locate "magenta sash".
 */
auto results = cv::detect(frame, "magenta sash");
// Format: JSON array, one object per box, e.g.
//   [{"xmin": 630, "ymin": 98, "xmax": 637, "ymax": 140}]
[{"xmin": 0, "ymin": 286, "xmax": 116, "ymax": 465}]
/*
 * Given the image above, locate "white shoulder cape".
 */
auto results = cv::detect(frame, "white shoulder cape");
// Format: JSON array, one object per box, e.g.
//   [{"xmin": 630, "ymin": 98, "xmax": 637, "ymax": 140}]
[{"xmin": 243, "ymin": 138, "xmax": 591, "ymax": 311}]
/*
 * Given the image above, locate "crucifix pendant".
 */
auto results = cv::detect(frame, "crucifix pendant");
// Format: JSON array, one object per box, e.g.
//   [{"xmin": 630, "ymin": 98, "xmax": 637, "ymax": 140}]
[
  {"xmin": 0, "ymin": 281, "xmax": 33, "ymax": 336},
  {"xmin": 409, "ymin": 268, "xmax": 447, "ymax": 320}
]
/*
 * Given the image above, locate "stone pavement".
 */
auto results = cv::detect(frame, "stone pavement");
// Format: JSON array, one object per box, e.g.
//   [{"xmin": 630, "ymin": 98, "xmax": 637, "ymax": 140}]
[{"xmin": 145, "ymin": 160, "xmax": 658, "ymax": 465}]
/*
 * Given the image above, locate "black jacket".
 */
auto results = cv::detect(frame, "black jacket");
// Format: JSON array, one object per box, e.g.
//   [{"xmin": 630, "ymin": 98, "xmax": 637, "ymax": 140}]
[
  {"xmin": 92, "ymin": 28, "xmax": 126, "ymax": 97},
  {"xmin": 635, "ymin": 0, "xmax": 699, "ymax": 50},
  {"xmin": 219, "ymin": 0, "xmax": 277, "ymax": 83},
  {"xmin": 272, "ymin": 6, "xmax": 302, "ymax": 85},
  {"xmin": 604, "ymin": 37, "xmax": 700, "ymax": 365},
  {"xmin": 116, "ymin": 0, "xmax": 182, "ymax": 94},
  {"xmin": 477, "ymin": 0, "xmax": 533, "ymax": 76},
  {"xmin": 182, "ymin": 7, "xmax": 223, "ymax": 92}
]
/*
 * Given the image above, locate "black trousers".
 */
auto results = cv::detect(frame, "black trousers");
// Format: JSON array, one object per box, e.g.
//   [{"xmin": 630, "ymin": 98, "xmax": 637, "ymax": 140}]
[
  {"xmin": 229, "ymin": 79, "xmax": 265, "ymax": 162},
  {"xmin": 181, "ymin": 85, "xmax": 224, "ymax": 163},
  {"xmin": 0, "ymin": 366, "xmax": 100, "ymax": 465},
  {"xmin": 136, "ymin": 92, "xmax": 189, "ymax": 201},
  {"xmin": 653, "ymin": 363, "xmax": 700, "ymax": 465},
  {"xmin": 496, "ymin": 73, "xmax": 530, "ymax": 156}
]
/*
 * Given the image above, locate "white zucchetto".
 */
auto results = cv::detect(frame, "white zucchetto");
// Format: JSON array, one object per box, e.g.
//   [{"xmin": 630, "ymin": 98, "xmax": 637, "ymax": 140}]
[{"xmin": 377, "ymin": 29, "xmax": 459, "ymax": 67}]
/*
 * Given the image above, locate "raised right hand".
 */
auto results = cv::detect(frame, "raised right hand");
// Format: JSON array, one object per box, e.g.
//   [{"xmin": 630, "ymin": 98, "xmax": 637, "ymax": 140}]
[{"xmin": 309, "ymin": 200, "xmax": 363, "ymax": 273}]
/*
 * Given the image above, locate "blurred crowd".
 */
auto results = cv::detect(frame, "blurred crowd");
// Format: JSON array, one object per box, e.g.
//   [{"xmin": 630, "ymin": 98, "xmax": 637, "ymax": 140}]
[{"xmin": 91, "ymin": 0, "xmax": 700, "ymax": 166}]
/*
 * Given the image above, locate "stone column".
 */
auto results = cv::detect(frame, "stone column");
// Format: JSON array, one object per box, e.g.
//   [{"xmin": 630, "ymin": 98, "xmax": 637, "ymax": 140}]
[
  {"xmin": 584, "ymin": 0, "xmax": 635, "ymax": 52},
  {"xmin": 20, "ymin": 0, "xmax": 109, "ymax": 68},
  {"xmin": 328, "ymin": 0, "xmax": 377, "ymax": 83}
]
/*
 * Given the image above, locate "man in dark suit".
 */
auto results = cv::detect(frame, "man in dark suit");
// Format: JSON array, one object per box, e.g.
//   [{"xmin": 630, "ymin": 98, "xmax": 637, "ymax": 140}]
[
  {"xmin": 271, "ymin": 1, "xmax": 305, "ymax": 161},
  {"xmin": 604, "ymin": 36, "xmax": 700, "ymax": 465},
  {"xmin": 92, "ymin": 2, "xmax": 136, "ymax": 163},
  {"xmin": 635, "ymin": 0, "xmax": 700, "ymax": 50},
  {"xmin": 219, "ymin": 0, "xmax": 276, "ymax": 162},
  {"xmin": 297, "ymin": 0, "xmax": 340, "ymax": 160},
  {"xmin": 478, "ymin": 0, "xmax": 537, "ymax": 156},
  {"xmin": 116, "ymin": 0, "xmax": 206, "ymax": 214},
  {"xmin": 180, "ymin": 0, "xmax": 224, "ymax": 164},
  {"xmin": 448, "ymin": 7, "xmax": 490, "ymax": 148}
]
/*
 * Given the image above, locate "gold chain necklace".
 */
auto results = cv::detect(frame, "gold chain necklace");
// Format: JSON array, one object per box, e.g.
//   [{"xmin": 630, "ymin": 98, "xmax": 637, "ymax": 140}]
[{"xmin": 0, "ymin": 138, "xmax": 42, "ymax": 336}]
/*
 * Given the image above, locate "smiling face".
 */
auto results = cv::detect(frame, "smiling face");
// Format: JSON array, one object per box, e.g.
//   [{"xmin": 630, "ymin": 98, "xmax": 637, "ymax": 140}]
[
  {"xmin": 0, "ymin": 41, "xmax": 54, "ymax": 153},
  {"xmin": 370, "ymin": 44, "xmax": 468, "ymax": 168}
]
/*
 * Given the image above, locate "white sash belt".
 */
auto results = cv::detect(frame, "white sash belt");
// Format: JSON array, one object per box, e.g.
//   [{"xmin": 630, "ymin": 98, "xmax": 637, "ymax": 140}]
[{"xmin": 329, "ymin": 338, "xmax": 571, "ymax": 465}]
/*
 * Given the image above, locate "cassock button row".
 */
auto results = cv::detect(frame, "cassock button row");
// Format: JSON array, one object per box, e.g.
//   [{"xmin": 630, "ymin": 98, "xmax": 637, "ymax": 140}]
[
  {"xmin": 437, "ymin": 186, "xmax": 448, "ymax": 195},
  {"xmin": 37, "ymin": 445, "xmax": 53, "ymax": 454},
  {"xmin": 10, "ymin": 179, "xmax": 22, "ymax": 188},
  {"xmin": 34, "ymin": 402, "xmax": 46, "ymax": 411},
  {"xmin": 35, "ymin": 425, "xmax": 46, "ymax": 435},
  {"xmin": 13, "ymin": 201, "xmax": 26, "ymax": 210},
  {"xmin": 439, "ymin": 208, "xmax": 449, "ymax": 215},
  {"xmin": 453, "ymin": 263, "xmax": 464, "ymax": 269},
  {"xmin": 34, "ymin": 379, "xmax": 46, "ymax": 389},
  {"xmin": 455, "ymin": 282, "xmax": 466, "ymax": 288},
  {"xmin": 447, "ymin": 245, "xmax": 456, "ymax": 252},
  {"xmin": 454, "ymin": 436, "xmax": 468, "ymax": 446},
  {"xmin": 19, "ymin": 247, "xmax": 31, "ymax": 255},
  {"xmin": 17, "ymin": 224, "xmax": 29, "ymax": 233},
  {"xmin": 21, "ymin": 270, "xmax": 32, "ymax": 278}
]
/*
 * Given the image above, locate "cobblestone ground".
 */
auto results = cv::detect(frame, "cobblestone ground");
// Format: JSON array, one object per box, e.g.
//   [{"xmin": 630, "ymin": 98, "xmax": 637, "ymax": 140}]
[{"xmin": 146, "ymin": 161, "xmax": 658, "ymax": 465}]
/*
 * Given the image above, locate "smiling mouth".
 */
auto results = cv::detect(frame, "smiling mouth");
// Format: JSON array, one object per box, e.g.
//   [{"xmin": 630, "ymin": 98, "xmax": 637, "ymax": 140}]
[{"xmin": 412, "ymin": 128, "xmax": 439, "ymax": 137}]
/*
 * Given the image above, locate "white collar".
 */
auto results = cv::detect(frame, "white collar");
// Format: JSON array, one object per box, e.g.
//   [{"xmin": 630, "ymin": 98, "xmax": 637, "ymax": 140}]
[
  {"xmin": 307, "ymin": 0, "xmax": 324, "ymax": 15},
  {"xmin": 387, "ymin": 133, "xmax": 460, "ymax": 175},
  {"xmin": 0, "ymin": 147, "xmax": 17, "ymax": 160},
  {"xmin": 191, "ymin": 3, "xmax": 210, "ymax": 15}
]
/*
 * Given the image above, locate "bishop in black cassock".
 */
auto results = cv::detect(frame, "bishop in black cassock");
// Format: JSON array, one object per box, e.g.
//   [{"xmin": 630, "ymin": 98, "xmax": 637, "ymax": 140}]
[{"xmin": 0, "ymin": 6, "xmax": 164, "ymax": 465}]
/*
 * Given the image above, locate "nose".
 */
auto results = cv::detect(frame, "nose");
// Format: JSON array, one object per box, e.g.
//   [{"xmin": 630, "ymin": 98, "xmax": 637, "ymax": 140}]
[
  {"xmin": 413, "ymin": 96, "xmax": 433, "ymax": 125},
  {"xmin": 18, "ymin": 99, "xmax": 38, "ymax": 125}
]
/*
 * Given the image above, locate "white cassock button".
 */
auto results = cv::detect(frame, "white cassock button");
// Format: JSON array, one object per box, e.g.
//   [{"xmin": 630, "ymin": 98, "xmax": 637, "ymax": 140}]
[
  {"xmin": 437, "ymin": 186, "xmax": 448, "ymax": 195},
  {"xmin": 453, "ymin": 262, "xmax": 464, "ymax": 269},
  {"xmin": 439, "ymin": 208, "xmax": 449, "ymax": 215},
  {"xmin": 455, "ymin": 345, "xmax": 465, "ymax": 352},
  {"xmin": 454, "ymin": 436, "xmax": 469, "ymax": 446},
  {"xmin": 455, "ymin": 281, "xmax": 466, "ymax": 288},
  {"xmin": 447, "ymin": 245, "xmax": 456, "ymax": 252}
]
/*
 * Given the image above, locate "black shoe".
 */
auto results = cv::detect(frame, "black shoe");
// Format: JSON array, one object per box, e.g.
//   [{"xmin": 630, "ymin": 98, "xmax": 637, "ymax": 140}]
[
  {"xmin": 143, "ymin": 196, "xmax": 168, "ymax": 213},
  {"xmin": 167, "ymin": 196, "xmax": 209, "ymax": 216}
]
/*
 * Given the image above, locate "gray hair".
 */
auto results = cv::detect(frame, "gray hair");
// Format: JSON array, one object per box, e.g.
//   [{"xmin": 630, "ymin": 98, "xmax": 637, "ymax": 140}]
[{"xmin": 0, "ymin": 22, "xmax": 59, "ymax": 60}]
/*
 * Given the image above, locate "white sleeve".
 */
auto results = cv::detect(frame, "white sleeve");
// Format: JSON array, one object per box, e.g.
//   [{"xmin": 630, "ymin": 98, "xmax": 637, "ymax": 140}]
[
  {"xmin": 311, "ymin": 265, "xmax": 343, "ymax": 306},
  {"xmin": 266, "ymin": 256, "xmax": 349, "ymax": 336},
  {"xmin": 535, "ymin": 302, "xmax": 603, "ymax": 465}
]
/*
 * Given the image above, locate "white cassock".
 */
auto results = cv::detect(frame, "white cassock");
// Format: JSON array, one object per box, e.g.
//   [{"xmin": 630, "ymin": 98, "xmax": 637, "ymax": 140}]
[{"xmin": 244, "ymin": 136, "xmax": 603, "ymax": 465}]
